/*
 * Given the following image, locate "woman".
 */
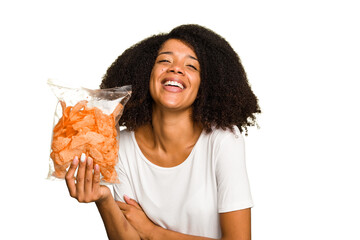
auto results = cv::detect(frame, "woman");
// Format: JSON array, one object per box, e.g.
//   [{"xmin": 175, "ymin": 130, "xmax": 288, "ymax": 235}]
[{"xmin": 65, "ymin": 24, "xmax": 260, "ymax": 239}]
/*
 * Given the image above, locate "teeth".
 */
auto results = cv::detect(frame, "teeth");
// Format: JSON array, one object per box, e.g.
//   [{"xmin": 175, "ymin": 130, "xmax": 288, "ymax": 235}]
[{"xmin": 164, "ymin": 81, "xmax": 184, "ymax": 89}]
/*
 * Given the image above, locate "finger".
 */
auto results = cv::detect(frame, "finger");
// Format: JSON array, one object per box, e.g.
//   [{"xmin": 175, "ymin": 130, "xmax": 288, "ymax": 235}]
[
  {"xmin": 124, "ymin": 195, "xmax": 142, "ymax": 210},
  {"xmin": 116, "ymin": 201, "xmax": 130, "ymax": 211},
  {"xmin": 65, "ymin": 156, "xmax": 79, "ymax": 198},
  {"xmin": 92, "ymin": 163, "xmax": 101, "ymax": 193},
  {"xmin": 84, "ymin": 157, "xmax": 93, "ymax": 196},
  {"xmin": 76, "ymin": 153, "xmax": 87, "ymax": 200}
]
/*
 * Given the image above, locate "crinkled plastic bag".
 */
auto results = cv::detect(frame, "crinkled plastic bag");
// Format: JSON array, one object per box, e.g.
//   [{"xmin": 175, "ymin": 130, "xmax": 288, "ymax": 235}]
[{"xmin": 47, "ymin": 79, "xmax": 131, "ymax": 184}]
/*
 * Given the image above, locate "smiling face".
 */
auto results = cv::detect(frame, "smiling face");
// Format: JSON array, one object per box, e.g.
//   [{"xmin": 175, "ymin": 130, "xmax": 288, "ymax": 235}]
[{"xmin": 149, "ymin": 39, "xmax": 201, "ymax": 112}]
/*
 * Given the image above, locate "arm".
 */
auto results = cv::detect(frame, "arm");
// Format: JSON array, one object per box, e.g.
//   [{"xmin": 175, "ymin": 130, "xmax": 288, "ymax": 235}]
[
  {"xmin": 152, "ymin": 208, "xmax": 251, "ymax": 240},
  {"xmin": 95, "ymin": 196, "xmax": 140, "ymax": 240},
  {"xmin": 118, "ymin": 196, "xmax": 251, "ymax": 240},
  {"xmin": 65, "ymin": 155, "xmax": 140, "ymax": 240},
  {"xmin": 151, "ymin": 227, "xmax": 216, "ymax": 240},
  {"xmin": 117, "ymin": 197, "xmax": 214, "ymax": 240},
  {"xmin": 219, "ymin": 208, "xmax": 251, "ymax": 240}
]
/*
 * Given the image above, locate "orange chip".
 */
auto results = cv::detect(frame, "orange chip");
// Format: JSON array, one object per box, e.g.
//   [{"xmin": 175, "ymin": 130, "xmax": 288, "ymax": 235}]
[
  {"xmin": 50, "ymin": 101, "xmax": 123, "ymax": 183},
  {"xmin": 51, "ymin": 136, "xmax": 71, "ymax": 152}
]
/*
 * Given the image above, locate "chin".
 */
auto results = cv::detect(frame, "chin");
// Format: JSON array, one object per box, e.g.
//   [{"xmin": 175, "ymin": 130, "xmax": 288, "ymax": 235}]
[{"xmin": 155, "ymin": 101, "xmax": 189, "ymax": 112}]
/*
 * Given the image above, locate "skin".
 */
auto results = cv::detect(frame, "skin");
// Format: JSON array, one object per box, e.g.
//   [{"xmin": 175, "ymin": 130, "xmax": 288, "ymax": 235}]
[
  {"xmin": 65, "ymin": 155, "xmax": 140, "ymax": 240},
  {"xmin": 117, "ymin": 196, "xmax": 251, "ymax": 240},
  {"xmin": 65, "ymin": 39, "xmax": 251, "ymax": 240},
  {"xmin": 137, "ymin": 39, "xmax": 203, "ymax": 168}
]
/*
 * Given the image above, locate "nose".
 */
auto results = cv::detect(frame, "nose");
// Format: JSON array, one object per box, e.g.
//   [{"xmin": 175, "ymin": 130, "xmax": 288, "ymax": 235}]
[{"xmin": 168, "ymin": 63, "xmax": 184, "ymax": 75}]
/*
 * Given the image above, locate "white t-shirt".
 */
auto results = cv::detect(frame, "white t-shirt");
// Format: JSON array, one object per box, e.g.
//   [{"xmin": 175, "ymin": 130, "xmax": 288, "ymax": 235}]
[{"xmin": 113, "ymin": 126, "xmax": 253, "ymax": 239}]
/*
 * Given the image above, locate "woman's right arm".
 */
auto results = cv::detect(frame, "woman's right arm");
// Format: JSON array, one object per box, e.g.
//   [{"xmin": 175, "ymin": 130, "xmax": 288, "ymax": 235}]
[{"xmin": 65, "ymin": 154, "xmax": 140, "ymax": 240}]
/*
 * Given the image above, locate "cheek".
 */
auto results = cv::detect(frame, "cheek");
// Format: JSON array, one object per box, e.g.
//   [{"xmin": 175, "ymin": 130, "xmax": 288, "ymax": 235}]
[
  {"xmin": 194, "ymin": 78, "xmax": 201, "ymax": 98},
  {"xmin": 150, "ymin": 67, "xmax": 166, "ymax": 85},
  {"xmin": 150, "ymin": 66, "xmax": 166, "ymax": 81},
  {"xmin": 192, "ymin": 75, "xmax": 201, "ymax": 91},
  {"xmin": 189, "ymin": 78, "xmax": 201, "ymax": 102},
  {"xmin": 149, "ymin": 72, "xmax": 156, "ymax": 94},
  {"xmin": 149, "ymin": 70, "xmax": 163, "ymax": 99}
]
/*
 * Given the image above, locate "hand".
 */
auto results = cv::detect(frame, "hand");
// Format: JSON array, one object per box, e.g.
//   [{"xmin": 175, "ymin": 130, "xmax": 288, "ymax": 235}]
[
  {"xmin": 117, "ymin": 196, "xmax": 157, "ymax": 240},
  {"xmin": 65, "ymin": 154, "xmax": 111, "ymax": 203}
]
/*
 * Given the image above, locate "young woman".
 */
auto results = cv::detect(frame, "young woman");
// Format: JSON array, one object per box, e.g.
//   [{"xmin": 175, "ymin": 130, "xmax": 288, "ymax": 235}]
[{"xmin": 65, "ymin": 24, "xmax": 260, "ymax": 240}]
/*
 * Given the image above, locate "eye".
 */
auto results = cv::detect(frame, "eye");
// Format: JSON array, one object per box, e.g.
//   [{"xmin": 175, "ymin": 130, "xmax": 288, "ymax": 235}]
[
  {"xmin": 187, "ymin": 64, "xmax": 198, "ymax": 71},
  {"xmin": 158, "ymin": 59, "xmax": 170, "ymax": 63}
]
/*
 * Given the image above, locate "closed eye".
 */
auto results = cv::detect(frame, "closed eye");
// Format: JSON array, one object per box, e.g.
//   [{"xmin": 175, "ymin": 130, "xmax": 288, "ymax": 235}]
[
  {"xmin": 158, "ymin": 59, "xmax": 170, "ymax": 63},
  {"xmin": 187, "ymin": 64, "xmax": 198, "ymax": 71}
]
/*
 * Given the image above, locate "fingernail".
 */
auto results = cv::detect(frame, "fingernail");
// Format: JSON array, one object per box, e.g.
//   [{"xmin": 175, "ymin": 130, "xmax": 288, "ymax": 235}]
[
  {"xmin": 94, "ymin": 164, "xmax": 99, "ymax": 171},
  {"xmin": 73, "ymin": 156, "xmax": 79, "ymax": 164},
  {"xmin": 124, "ymin": 194, "xmax": 130, "ymax": 201},
  {"xmin": 80, "ymin": 153, "xmax": 86, "ymax": 162},
  {"xmin": 87, "ymin": 157, "xmax": 92, "ymax": 166}
]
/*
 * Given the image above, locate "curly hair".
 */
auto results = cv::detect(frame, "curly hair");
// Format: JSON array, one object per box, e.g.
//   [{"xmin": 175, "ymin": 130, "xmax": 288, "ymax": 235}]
[{"xmin": 101, "ymin": 24, "xmax": 260, "ymax": 134}]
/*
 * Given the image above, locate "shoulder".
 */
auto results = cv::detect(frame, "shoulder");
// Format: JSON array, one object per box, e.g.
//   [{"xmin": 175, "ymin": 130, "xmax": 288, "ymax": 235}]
[
  {"xmin": 204, "ymin": 125, "xmax": 244, "ymax": 150},
  {"xmin": 117, "ymin": 128, "xmax": 138, "ymax": 169},
  {"xmin": 119, "ymin": 128, "xmax": 132, "ymax": 141},
  {"xmin": 118, "ymin": 128, "xmax": 135, "ymax": 152},
  {"xmin": 201, "ymin": 126, "xmax": 246, "ymax": 168}
]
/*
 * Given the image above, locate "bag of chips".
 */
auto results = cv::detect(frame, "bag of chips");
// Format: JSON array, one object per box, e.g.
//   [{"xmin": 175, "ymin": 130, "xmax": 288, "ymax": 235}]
[{"xmin": 47, "ymin": 79, "xmax": 131, "ymax": 183}]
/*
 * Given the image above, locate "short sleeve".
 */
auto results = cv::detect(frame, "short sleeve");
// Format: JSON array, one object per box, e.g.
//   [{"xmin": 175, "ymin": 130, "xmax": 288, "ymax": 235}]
[
  {"xmin": 215, "ymin": 128, "xmax": 253, "ymax": 213},
  {"xmin": 112, "ymin": 156, "xmax": 136, "ymax": 203}
]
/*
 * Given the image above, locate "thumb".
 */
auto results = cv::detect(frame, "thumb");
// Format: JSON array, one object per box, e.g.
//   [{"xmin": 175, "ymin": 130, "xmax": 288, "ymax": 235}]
[{"xmin": 124, "ymin": 194, "xmax": 142, "ymax": 209}]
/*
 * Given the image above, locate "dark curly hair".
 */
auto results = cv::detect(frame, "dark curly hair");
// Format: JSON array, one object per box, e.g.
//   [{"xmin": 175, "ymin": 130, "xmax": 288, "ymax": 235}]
[{"xmin": 101, "ymin": 24, "xmax": 260, "ymax": 134}]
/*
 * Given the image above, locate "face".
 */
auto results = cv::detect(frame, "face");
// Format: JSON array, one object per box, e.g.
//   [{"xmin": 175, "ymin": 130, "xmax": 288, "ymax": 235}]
[{"xmin": 149, "ymin": 39, "xmax": 201, "ymax": 112}]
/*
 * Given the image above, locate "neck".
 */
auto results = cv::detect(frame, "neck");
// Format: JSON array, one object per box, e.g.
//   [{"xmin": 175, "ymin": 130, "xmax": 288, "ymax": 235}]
[{"xmin": 139, "ymin": 105, "xmax": 202, "ymax": 153}]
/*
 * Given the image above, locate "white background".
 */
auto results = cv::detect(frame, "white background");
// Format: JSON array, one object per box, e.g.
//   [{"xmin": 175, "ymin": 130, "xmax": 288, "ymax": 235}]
[{"xmin": 1, "ymin": 0, "xmax": 359, "ymax": 239}]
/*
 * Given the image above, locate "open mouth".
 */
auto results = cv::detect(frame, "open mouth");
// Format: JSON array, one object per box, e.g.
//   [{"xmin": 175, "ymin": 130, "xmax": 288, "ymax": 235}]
[
  {"xmin": 163, "ymin": 80, "xmax": 185, "ymax": 89},
  {"xmin": 161, "ymin": 78, "xmax": 186, "ymax": 90}
]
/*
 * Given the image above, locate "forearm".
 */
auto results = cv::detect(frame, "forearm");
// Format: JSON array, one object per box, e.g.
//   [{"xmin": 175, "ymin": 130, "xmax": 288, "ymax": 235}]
[
  {"xmin": 151, "ymin": 225, "xmax": 217, "ymax": 240},
  {"xmin": 96, "ymin": 196, "xmax": 140, "ymax": 240}
]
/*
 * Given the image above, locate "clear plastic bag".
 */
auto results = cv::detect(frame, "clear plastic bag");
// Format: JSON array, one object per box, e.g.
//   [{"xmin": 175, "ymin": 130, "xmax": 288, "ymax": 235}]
[{"xmin": 47, "ymin": 79, "xmax": 131, "ymax": 183}]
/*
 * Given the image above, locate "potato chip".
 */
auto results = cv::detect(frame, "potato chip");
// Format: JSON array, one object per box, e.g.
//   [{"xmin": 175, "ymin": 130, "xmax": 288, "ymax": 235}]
[{"xmin": 47, "ymin": 80, "xmax": 131, "ymax": 183}]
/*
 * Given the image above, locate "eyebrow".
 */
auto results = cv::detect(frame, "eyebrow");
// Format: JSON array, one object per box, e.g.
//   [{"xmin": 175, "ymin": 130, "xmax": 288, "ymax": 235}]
[{"xmin": 158, "ymin": 51, "xmax": 199, "ymax": 61}]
